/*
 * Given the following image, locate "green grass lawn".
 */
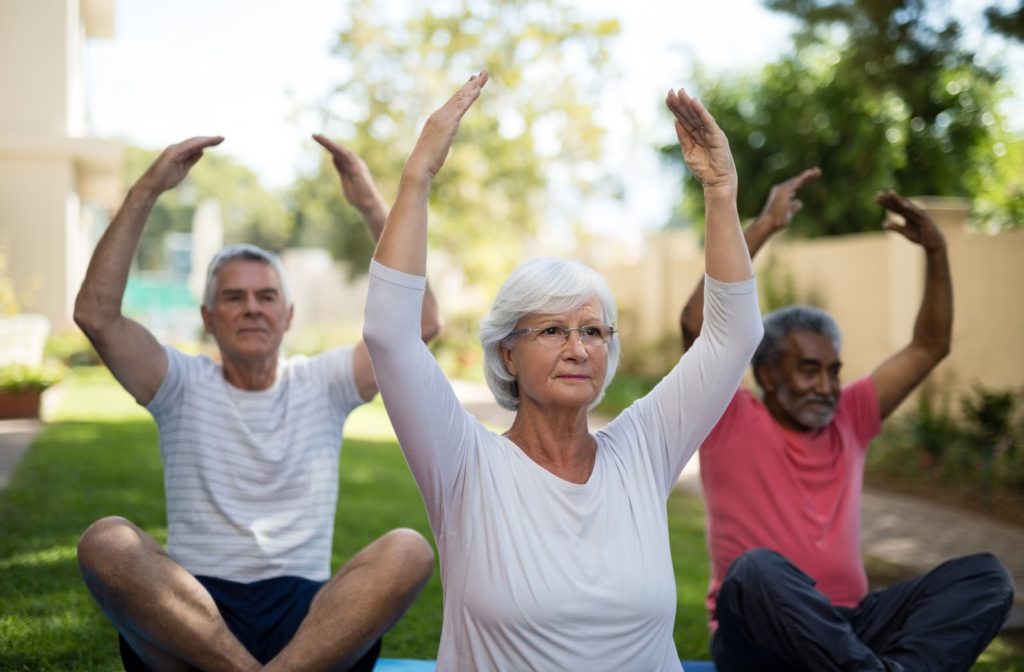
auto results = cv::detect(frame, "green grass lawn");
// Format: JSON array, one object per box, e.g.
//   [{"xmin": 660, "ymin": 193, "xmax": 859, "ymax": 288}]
[{"xmin": 0, "ymin": 368, "xmax": 1020, "ymax": 670}]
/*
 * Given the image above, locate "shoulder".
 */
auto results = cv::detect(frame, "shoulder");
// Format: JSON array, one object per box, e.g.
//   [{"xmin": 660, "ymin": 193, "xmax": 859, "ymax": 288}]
[
  {"xmin": 163, "ymin": 345, "xmax": 219, "ymax": 379},
  {"xmin": 284, "ymin": 345, "xmax": 354, "ymax": 375},
  {"xmin": 702, "ymin": 386, "xmax": 770, "ymax": 448},
  {"xmin": 837, "ymin": 377, "xmax": 879, "ymax": 418},
  {"xmin": 833, "ymin": 376, "xmax": 882, "ymax": 446}
]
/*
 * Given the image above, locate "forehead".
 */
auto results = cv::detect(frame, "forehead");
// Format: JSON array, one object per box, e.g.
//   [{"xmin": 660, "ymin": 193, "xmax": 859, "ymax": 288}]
[
  {"xmin": 214, "ymin": 259, "xmax": 283, "ymax": 291},
  {"xmin": 781, "ymin": 330, "xmax": 840, "ymax": 362},
  {"xmin": 522, "ymin": 296, "xmax": 603, "ymax": 324}
]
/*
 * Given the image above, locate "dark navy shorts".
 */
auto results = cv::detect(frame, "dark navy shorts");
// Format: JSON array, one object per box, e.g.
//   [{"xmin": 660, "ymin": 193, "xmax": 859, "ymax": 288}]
[{"xmin": 118, "ymin": 574, "xmax": 382, "ymax": 671}]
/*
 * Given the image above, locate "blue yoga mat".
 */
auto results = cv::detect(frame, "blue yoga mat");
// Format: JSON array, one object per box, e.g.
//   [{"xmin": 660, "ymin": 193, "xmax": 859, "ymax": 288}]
[{"xmin": 375, "ymin": 659, "xmax": 716, "ymax": 671}]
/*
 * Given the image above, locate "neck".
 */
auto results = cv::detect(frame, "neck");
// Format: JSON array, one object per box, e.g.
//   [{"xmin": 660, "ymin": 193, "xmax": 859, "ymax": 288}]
[
  {"xmin": 221, "ymin": 353, "xmax": 278, "ymax": 391},
  {"xmin": 504, "ymin": 401, "xmax": 595, "ymax": 484}
]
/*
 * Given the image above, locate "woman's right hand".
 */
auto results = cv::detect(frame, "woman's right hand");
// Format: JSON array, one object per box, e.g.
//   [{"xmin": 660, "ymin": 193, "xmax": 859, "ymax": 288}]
[{"xmin": 405, "ymin": 70, "xmax": 490, "ymax": 181}]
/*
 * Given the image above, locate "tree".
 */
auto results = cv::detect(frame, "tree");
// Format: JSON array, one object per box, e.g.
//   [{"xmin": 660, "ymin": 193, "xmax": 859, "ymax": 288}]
[
  {"xmin": 293, "ymin": 0, "xmax": 620, "ymax": 295},
  {"xmin": 986, "ymin": 1, "xmax": 1024, "ymax": 41},
  {"xmin": 673, "ymin": 0, "xmax": 1018, "ymax": 236},
  {"xmin": 124, "ymin": 146, "xmax": 290, "ymax": 271}
]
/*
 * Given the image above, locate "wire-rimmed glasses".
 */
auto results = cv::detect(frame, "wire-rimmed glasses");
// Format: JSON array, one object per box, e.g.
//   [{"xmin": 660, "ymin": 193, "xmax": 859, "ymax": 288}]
[{"xmin": 507, "ymin": 324, "xmax": 616, "ymax": 349}]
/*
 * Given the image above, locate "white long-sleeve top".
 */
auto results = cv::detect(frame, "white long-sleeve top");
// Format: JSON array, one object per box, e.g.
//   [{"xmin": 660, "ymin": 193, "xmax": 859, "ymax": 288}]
[{"xmin": 364, "ymin": 260, "xmax": 762, "ymax": 671}]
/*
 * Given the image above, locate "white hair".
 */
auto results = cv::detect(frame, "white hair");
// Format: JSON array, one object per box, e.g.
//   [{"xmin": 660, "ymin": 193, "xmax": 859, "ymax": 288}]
[
  {"xmin": 480, "ymin": 257, "xmax": 620, "ymax": 411},
  {"xmin": 202, "ymin": 244, "xmax": 292, "ymax": 309}
]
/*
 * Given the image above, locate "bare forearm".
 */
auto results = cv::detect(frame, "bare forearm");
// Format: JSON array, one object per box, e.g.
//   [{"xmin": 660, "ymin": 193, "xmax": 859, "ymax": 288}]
[
  {"xmin": 912, "ymin": 244, "xmax": 953, "ymax": 360},
  {"xmin": 74, "ymin": 184, "xmax": 159, "ymax": 330},
  {"xmin": 373, "ymin": 171, "xmax": 431, "ymax": 276},
  {"xmin": 360, "ymin": 201, "xmax": 389, "ymax": 243},
  {"xmin": 704, "ymin": 186, "xmax": 752, "ymax": 283},
  {"xmin": 681, "ymin": 214, "xmax": 776, "ymax": 349}
]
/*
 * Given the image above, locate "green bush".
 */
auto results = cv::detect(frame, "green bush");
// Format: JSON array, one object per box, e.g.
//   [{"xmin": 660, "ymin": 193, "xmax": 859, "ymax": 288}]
[
  {"xmin": 44, "ymin": 329, "xmax": 100, "ymax": 367},
  {"xmin": 0, "ymin": 363, "xmax": 65, "ymax": 392},
  {"xmin": 867, "ymin": 383, "xmax": 1024, "ymax": 523}
]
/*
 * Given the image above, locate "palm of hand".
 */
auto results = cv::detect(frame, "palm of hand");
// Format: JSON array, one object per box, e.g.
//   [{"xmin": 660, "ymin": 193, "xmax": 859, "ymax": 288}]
[{"xmin": 683, "ymin": 136, "xmax": 735, "ymax": 189}]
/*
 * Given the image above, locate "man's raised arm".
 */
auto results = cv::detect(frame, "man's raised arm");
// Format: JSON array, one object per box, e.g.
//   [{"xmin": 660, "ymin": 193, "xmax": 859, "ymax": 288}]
[
  {"xmin": 870, "ymin": 191, "xmax": 953, "ymax": 420},
  {"xmin": 74, "ymin": 136, "xmax": 224, "ymax": 404},
  {"xmin": 679, "ymin": 167, "xmax": 821, "ymax": 351},
  {"xmin": 313, "ymin": 134, "xmax": 444, "ymax": 400}
]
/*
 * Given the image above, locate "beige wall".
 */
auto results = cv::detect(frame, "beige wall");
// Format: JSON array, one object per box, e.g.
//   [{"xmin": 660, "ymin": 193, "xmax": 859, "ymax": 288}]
[
  {"xmin": 589, "ymin": 200, "xmax": 1024, "ymax": 409},
  {"xmin": 0, "ymin": 0, "xmax": 121, "ymax": 329}
]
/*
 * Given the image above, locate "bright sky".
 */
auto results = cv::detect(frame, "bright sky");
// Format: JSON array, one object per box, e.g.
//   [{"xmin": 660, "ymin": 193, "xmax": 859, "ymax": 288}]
[{"xmin": 84, "ymin": 0, "xmax": 1019, "ymax": 239}]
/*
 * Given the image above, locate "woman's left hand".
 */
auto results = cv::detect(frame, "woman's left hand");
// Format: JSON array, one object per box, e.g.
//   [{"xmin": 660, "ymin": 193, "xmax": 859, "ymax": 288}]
[
  {"xmin": 405, "ymin": 70, "xmax": 490, "ymax": 181},
  {"xmin": 666, "ymin": 88, "xmax": 737, "ymax": 193}
]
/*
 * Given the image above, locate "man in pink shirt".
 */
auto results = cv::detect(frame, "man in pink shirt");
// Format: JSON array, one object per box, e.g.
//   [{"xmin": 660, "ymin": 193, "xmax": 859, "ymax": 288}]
[{"xmin": 679, "ymin": 171, "xmax": 1014, "ymax": 671}]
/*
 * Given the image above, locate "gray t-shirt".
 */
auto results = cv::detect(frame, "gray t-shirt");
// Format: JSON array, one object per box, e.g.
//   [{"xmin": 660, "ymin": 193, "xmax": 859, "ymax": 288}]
[{"xmin": 147, "ymin": 345, "xmax": 366, "ymax": 581}]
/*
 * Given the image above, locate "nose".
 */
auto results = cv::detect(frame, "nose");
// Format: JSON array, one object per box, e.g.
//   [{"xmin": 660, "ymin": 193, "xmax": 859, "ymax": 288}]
[
  {"xmin": 243, "ymin": 294, "xmax": 261, "ymax": 314},
  {"xmin": 814, "ymin": 370, "xmax": 834, "ymax": 397},
  {"xmin": 562, "ymin": 330, "xmax": 589, "ymax": 359}
]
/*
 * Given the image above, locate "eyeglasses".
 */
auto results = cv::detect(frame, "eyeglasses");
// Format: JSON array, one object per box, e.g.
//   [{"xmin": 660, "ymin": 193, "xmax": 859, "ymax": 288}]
[{"xmin": 508, "ymin": 324, "xmax": 616, "ymax": 349}]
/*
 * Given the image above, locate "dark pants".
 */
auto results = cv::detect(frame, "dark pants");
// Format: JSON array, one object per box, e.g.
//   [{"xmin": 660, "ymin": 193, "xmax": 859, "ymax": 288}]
[{"xmin": 712, "ymin": 548, "xmax": 1014, "ymax": 672}]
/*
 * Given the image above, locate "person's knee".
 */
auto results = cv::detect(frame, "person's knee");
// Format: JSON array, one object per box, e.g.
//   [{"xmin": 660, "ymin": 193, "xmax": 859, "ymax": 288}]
[
  {"xmin": 378, "ymin": 528, "xmax": 434, "ymax": 586},
  {"xmin": 965, "ymin": 553, "xmax": 1015, "ymax": 609},
  {"xmin": 726, "ymin": 548, "xmax": 789, "ymax": 585},
  {"xmin": 77, "ymin": 516, "xmax": 138, "ymax": 572}
]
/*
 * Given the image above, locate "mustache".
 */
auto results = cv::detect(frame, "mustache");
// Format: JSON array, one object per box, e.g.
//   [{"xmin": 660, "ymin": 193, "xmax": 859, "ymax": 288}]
[{"xmin": 803, "ymin": 394, "xmax": 837, "ymax": 406}]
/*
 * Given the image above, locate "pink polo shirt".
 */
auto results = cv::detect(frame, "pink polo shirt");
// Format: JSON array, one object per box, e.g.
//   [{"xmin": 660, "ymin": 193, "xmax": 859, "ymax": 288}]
[{"xmin": 699, "ymin": 377, "xmax": 881, "ymax": 629}]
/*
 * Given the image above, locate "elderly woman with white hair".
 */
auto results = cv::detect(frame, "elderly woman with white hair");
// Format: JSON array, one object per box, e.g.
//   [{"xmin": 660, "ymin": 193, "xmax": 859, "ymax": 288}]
[{"xmin": 363, "ymin": 70, "xmax": 764, "ymax": 670}]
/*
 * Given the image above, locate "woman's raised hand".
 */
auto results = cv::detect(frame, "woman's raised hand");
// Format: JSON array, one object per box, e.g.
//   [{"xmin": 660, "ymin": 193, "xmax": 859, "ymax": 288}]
[
  {"xmin": 405, "ymin": 70, "xmax": 490, "ymax": 181},
  {"xmin": 666, "ymin": 88, "xmax": 736, "ymax": 194}
]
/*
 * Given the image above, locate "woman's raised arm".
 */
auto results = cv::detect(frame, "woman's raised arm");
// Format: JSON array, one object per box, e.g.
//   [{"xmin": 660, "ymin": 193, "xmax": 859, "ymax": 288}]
[
  {"xmin": 665, "ymin": 88, "xmax": 751, "ymax": 284},
  {"xmin": 373, "ymin": 71, "xmax": 489, "ymax": 276}
]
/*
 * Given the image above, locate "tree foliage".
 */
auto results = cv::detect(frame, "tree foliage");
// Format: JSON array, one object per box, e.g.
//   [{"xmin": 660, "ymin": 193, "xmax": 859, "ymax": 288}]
[
  {"xmin": 674, "ymin": 0, "xmax": 1018, "ymax": 236},
  {"xmin": 985, "ymin": 1, "xmax": 1024, "ymax": 41},
  {"xmin": 124, "ymin": 146, "xmax": 290, "ymax": 271},
  {"xmin": 292, "ymin": 0, "xmax": 620, "ymax": 294}
]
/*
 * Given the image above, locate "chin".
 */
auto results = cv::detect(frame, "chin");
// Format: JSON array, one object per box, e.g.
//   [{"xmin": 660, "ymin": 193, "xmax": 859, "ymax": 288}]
[{"xmin": 797, "ymin": 410, "xmax": 836, "ymax": 430}]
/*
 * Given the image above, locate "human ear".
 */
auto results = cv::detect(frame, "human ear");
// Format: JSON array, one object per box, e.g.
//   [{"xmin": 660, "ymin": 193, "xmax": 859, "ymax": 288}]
[
  {"xmin": 200, "ymin": 305, "xmax": 213, "ymax": 334},
  {"xmin": 756, "ymin": 362, "xmax": 777, "ymax": 394},
  {"xmin": 499, "ymin": 343, "xmax": 517, "ymax": 377}
]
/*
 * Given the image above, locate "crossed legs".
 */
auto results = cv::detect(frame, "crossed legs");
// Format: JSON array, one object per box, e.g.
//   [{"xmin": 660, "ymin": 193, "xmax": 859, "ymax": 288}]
[
  {"xmin": 77, "ymin": 516, "xmax": 434, "ymax": 672},
  {"xmin": 713, "ymin": 548, "xmax": 1013, "ymax": 672}
]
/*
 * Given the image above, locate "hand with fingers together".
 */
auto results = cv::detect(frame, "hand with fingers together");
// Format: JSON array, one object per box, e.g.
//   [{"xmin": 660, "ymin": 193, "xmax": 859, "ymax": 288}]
[
  {"xmin": 312, "ymin": 134, "xmax": 388, "ymax": 222},
  {"xmin": 137, "ymin": 136, "xmax": 224, "ymax": 195},
  {"xmin": 757, "ymin": 167, "xmax": 822, "ymax": 234},
  {"xmin": 876, "ymin": 190, "xmax": 946, "ymax": 252},
  {"xmin": 666, "ymin": 88, "xmax": 736, "ymax": 193},
  {"xmin": 406, "ymin": 70, "xmax": 490, "ymax": 181}
]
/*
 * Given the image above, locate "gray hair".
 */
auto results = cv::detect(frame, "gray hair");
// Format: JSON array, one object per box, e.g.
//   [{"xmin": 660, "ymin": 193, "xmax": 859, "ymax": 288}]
[
  {"xmin": 752, "ymin": 305, "xmax": 842, "ymax": 388},
  {"xmin": 480, "ymin": 257, "xmax": 620, "ymax": 411},
  {"xmin": 202, "ymin": 244, "xmax": 292, "ymax": 309}
]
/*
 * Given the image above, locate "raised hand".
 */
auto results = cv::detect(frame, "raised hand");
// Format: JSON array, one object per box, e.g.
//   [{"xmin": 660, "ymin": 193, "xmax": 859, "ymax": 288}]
[
  {"xmin": 757, "ymin": 167, "xmax": 822, "ymax": 232},
  {"xmin": 666, "ymin": 88, "xmax": 735, "ymax": 192},
  {"xmin": 137, "ymin": 136, "xmax": 224, "ymax": 195},
  {"xmin": 312, "ymin": 134, "xmax": 387, "ymax": 219},
  {"xmin": 876, "ymin": 190, "xmax": 945, "ymax": 252},
  {"xmin": 405, "ymin": 70, "xmax": 489, "ymax": 181}
]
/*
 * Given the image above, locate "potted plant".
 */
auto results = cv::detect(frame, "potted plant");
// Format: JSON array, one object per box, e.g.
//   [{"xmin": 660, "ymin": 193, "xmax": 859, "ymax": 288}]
[{"xmin": 0, "ymin": 363, "xmax": 64, "ymax": 420}]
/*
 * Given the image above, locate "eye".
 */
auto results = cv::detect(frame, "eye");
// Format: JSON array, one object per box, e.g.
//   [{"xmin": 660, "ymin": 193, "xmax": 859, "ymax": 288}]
[
  {"xmin": 540, "ymin": 326, "xmax": 562, "ymax": 336},
  {"xmin": 581, "ymin": 325, "xmax": 602, "ymax": 338}
]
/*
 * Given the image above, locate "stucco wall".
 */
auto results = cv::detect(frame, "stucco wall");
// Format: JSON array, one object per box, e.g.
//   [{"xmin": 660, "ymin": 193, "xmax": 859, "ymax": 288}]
[{"xmin": 590, "ymin": 202, "xmax": 1024, "ymax": 409}]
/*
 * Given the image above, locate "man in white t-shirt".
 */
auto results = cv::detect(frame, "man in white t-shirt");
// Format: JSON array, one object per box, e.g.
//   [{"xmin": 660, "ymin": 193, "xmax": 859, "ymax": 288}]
[{"xmin": 74, "ymin": 135, "xmax": 437, "ymax": 671}]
